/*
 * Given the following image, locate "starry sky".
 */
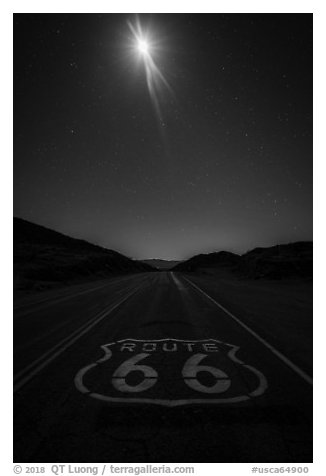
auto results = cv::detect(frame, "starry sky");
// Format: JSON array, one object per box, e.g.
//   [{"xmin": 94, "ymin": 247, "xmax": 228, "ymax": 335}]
[{"xmin": 14, "ymin": 13, "xmax": 312, "ymax": 260}]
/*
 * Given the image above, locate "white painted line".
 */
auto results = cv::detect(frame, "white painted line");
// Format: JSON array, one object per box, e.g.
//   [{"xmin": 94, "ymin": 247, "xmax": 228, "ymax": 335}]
[
  {"xmin": 14, "ymin": 281, "xmax": 143, "ymax": 380},
  {"xmin": 14, "ymin": 279, "xmax": 148, "ymax": 355},
  {"xmin": 14, "ymin": 282, "xmax": 112, "ymax": 316},
  {"xmin": 180, "ymin": 274, "xmax": 313, "ymax": 386},
  {"xmin": 13, "ymin": 281, "xmax": 112, "ymax": 310},
  {"xmin": 13, "ymin": 285, "xmax": 143, "ymax": 392},
  {"xmin": 14, "ymin": 275, "xmax": 146, "ymax": 316}
]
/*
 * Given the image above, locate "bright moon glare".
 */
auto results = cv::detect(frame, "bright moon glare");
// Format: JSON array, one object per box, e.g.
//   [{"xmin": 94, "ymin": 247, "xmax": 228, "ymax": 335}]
[
  {"xmin": 128, "ymin": 17, "xmax": 174, "ymax": 126},
  {"xmin": 138, "ymin": 39, "xmax": 149, "ymax": 55}
]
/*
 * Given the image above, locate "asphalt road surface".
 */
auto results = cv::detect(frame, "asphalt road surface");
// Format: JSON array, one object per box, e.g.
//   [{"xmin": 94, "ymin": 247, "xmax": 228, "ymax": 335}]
[{"xmin": 14, "ymin": 271, "xmax": 312, "ymax": 462}]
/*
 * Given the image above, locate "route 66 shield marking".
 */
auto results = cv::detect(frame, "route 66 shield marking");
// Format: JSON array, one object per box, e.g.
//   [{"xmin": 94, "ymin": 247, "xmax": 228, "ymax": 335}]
[{"xmin": 74, "ymin": 338, "xmax": 268, "ymax": 407}]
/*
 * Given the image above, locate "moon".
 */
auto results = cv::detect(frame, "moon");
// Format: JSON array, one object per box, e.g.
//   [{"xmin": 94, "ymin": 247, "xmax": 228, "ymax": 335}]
[
  {"xmin": 127, "ymin": 16, "xmax": 174, "ymax": 126},
  {"xmin": 137, "ymin": 39, "xmax": 150, "ymax": 56}
]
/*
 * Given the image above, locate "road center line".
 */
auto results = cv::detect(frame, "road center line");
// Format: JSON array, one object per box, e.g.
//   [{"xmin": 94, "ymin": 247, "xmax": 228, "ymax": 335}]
[
  {"xmin": 178, "ymin": 273, "xmax": 313, "ymax": 385},
  {"xmin": 13, "ymin": 284, "xmax": 143, "ymax": 392}
]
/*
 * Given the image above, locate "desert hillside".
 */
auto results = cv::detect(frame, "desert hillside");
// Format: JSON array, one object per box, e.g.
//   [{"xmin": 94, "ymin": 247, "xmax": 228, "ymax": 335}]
[
  {"xmin": 173, "ymin": 242, "xmax": 312, "ymax": 279},
  {"xmin": 14, "ymin": 217, "xmax": 153, "ymax": 290}
]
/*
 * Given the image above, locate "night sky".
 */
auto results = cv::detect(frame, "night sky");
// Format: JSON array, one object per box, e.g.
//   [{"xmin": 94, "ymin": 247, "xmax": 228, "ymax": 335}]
[{"xmin": 14, "ymin": 14, "xmax": 312, "ymax": 260}]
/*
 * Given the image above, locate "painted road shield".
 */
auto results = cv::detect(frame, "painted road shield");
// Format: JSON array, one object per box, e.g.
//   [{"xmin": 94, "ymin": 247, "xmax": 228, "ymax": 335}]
[{"xmin": 75, "ymin": 338, "xmax": 267, "ymax": 407}]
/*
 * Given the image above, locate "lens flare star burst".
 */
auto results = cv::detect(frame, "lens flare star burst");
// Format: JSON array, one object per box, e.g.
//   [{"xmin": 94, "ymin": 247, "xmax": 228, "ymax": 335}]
[
  {"xmin": 137, "ymin": 39, "xmax": 150, "ymax": 56},
  {"xmin": 127, "ymin": 17, "xmax": 173, "ymax": 126}
]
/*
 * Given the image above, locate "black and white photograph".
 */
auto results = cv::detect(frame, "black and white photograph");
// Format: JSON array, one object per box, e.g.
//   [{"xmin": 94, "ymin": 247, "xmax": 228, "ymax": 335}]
[{"xmin": 12, "ymin": 6, "xmax": 314, "ymax": 467}]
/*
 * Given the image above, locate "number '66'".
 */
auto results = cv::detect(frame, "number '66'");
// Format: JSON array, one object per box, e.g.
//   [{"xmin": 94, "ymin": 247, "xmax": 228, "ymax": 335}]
[{"xmin": 111, "ymin": 352, "xmax": 231, "ymax": 394}]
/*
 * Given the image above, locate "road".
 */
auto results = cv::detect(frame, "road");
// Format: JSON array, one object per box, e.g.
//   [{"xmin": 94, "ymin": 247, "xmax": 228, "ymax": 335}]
[{"xmin": 14, "ymin": 271, "xmax": 312, "ymax": 462}]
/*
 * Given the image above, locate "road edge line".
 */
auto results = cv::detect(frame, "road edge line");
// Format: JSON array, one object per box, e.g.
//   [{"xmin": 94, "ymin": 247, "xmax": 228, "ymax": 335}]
[
  {"xmin": 180, "ymin": 274, "xmax": 313, "ymax": 385},
  {"xmin": 14, "ymin": 274, "xmax": 147, "ymax": 316},
  {"xmin": 13, "ymin": 285, "xmax": 143, "ymax": 392}
]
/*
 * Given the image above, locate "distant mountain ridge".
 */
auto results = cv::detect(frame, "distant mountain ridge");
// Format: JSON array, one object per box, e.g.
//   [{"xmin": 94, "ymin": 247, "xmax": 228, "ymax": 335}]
[
  {"xmin": 141, "ymin": 259, "xmax": 182, "ymax": 270},
  {"xmin": 173, "ymin": 242, "xmax": 312, "ymax": 279},
  {"xmin": 14, "ymin": 217, "xmax": 153, "ymax": 290}
]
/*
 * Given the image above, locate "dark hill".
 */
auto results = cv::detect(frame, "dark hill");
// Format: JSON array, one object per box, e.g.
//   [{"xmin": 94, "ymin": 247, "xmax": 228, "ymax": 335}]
[
  {"xmin": 239, "ymin": 242, "xmax": 312, "ymax": 279},
  {"xmin": 173, "ymin": 251, "xmax": 240, "ymax": 272},
  {"xmin": 173, "ymin": 242, "xmax": 312, "ymax": 279},
  {"xmin": 14, "ymin": 217, "xmax": 153, "ymax": 290}
]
